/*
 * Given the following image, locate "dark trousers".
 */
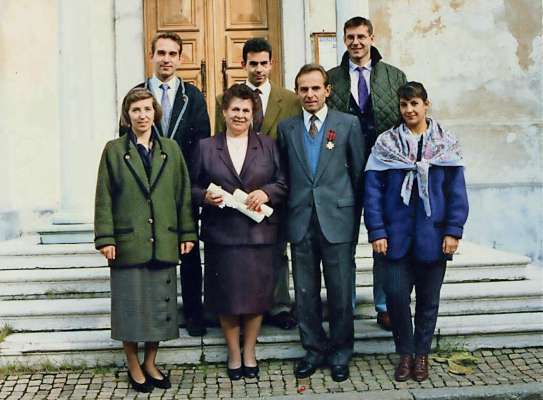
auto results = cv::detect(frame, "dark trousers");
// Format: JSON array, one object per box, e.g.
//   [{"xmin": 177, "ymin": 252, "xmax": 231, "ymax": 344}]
[
  {"xmin": 180, "ymin": 239, "xmax": 203, "ymax": 320},
  {"xmin": 382, "ymin": 255, "xmax": 446, "ymax": 355},
  {"xmin": 291, "ymin": 214, "xmax": 354, "ymax": 366}
]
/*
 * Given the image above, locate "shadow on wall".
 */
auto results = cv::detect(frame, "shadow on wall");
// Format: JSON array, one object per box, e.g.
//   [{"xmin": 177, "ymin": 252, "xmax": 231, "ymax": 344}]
[
  {"xmin": 0, "ymin": 210, "xmax": 21, "ymax": 241},
  {"xmin": 465, "ymin": 184, "xmax": 543, "ymax": 262}
]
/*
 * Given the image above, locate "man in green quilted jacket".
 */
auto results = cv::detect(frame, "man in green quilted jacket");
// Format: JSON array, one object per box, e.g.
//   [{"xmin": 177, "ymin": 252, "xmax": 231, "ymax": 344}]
[{"xmin": 327, "ymin": 16, "xmax": 406, "ymax": 332}]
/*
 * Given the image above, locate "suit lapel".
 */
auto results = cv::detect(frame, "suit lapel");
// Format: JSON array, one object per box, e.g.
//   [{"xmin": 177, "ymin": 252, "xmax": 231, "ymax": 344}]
[
  {"xmin": 216, "ymin": 133, "xmax": 243, "ymax": 185},
  {"xmin": 148, "ymin": 136, "xmax": 168, "ymax": 192},
  {"xmin": 261, "ymin": 85, "xmax": 280, "ymax": 137},
  {"xmin": 239, "ymin": 131, "xmax": 259, "ymax": 179},
  {"xmin": 123, "ymin": 135, "xmax": 150, "ymax": 195},
  {"xmin": 290, "ymin": 117, "xmax": 313, "ymax": 181},
  {"xmin": 313, "ymin": 111, "xmax": 335, "ymax": 183},
  {"xmin": 167, "ymin": 77, "xmax": 186, "ymax": 138}
]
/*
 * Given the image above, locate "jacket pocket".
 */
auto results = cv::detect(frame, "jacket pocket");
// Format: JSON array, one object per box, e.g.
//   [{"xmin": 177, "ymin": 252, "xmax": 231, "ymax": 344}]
[
  {"xmin": 337, "ymin": 198, "xmax": 355, "ymax": 208},
  {"xmin": 114, "ymin": 227, "xmax": 134, "ymax": 242},
  {"xmin": 114, "ymin": 227, "xmax": 134, "ymax": 234},
  {"xmin": 168, "ymin": 226, "xmax": 179, "ymax": 233}
]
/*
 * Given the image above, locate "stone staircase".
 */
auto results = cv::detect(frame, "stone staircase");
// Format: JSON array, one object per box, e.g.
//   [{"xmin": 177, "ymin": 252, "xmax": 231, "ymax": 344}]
[{"xmin": 0, "ymin": 233, "xmax": 542, "ymax": 367}]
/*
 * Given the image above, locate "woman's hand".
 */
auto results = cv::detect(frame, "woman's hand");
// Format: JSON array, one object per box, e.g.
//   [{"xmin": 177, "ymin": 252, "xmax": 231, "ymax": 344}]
[
  {"xmin": 180, "ymin": 241, "xmax": 194, "ymax": 255},
  {"xmin": 442, "ymin": 235, "xmax": 459, "ymax": 255},
  {"xmin": 246, "ymin": 189, "xmax": 269, "ymax": 212},
  {"xmin": 99, "ymin": 245, "xmax": 116, "ymax": 261},
  {"xmin": 372, "ymin": 238, "xmax": 388, "ymax": 255},
  {"xmin": 204, "ymin": 190, "xmax": 224, "ymax": 207}
]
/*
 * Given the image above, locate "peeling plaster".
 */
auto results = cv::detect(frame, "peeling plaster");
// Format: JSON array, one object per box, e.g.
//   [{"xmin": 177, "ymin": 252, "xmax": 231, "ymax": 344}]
[
  {"xmin": 368, "ymin": 1, "xmax": 392, "ymax": 60},
  {"xmin": 449, "ymin": 0, "xmax": 465, "ymax": 11},
  {"xmin": 502, "ymin": 0, "xmax": 542, "ymax": 71},
  {"xmin": 414, "ymin": 16, "xmax": 445, "ymax": 35}
]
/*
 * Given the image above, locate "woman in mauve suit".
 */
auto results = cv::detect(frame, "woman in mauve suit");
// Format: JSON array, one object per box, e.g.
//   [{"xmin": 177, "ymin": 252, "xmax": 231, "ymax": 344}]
[{"xmin": 191, "ymin": 84, "xmax": 287, "ymax": 380}]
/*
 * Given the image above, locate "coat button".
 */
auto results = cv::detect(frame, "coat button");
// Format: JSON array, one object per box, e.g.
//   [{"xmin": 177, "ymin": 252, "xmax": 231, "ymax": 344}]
[
  {"xmin": 148, "ymin": 218, "xmax": 154, "ymax": 224},
  {"xmin": 166, "ymin": 316, "xmax": 171, "ymax": 322},
  {"xmin": 124, "ymin": 154, "xmax": 130, "ymax": 160},
  {"xmin": 165, "ymin": 297, "xmax": 170, "ymax": 302},
  {"xmin": 147, "ymin": 199, "xmax": 151, "ymax": 204},
  {"xmin": 149, "ymin": 237, "xmax": 154, "ymax": 243},
  {"xmin": 161, "ymin": 153, "xmax": 167, "ymax": 159},
  {"xmin": 166, "ymin": 279, "xmax": 171, "ymax": 284}
]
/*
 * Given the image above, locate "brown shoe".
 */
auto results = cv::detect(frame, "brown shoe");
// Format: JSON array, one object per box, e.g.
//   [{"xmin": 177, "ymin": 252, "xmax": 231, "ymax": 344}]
[
  {"xmin": 394, "ymin": 354, "xmax": 413, "ymax": 382},
  {"xmin": 377, "ymin": 312, "xmax": 392, "ymax": 331},
  {"xmin": 413, "ymin": 355, "xmax": 429, "ymax": 382}
]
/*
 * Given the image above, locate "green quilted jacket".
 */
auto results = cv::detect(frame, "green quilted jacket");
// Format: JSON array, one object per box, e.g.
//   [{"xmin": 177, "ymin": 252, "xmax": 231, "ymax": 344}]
[{"xmin": 327, "ymin": 47, "xmax": 406, "ymax": 135}]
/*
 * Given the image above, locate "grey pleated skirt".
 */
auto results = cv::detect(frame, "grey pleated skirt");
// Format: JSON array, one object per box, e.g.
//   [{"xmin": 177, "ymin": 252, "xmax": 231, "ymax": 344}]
[{"xmin": 110, "ymin": 263, "xmax": 179, "ymax": 342}]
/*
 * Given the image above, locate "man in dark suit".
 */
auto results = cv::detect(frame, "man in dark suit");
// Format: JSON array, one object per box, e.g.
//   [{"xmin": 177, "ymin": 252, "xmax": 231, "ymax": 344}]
[
  {"xmin": 215, "ymin": 38, "xmax": 300, "ymax": 330},
  {"xmin": 120, "ymin": 32, "xmax": 211, "ymax": 336},
  {"xmin": 277, "ymin": 64, "xmax": 365, "ymax": 382}
]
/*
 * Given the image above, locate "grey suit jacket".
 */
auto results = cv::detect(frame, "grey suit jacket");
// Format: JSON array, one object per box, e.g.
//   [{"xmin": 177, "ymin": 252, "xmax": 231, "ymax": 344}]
[{"xmin": 277, "ymin": 109, "xmax": 365, "ymax": 244}]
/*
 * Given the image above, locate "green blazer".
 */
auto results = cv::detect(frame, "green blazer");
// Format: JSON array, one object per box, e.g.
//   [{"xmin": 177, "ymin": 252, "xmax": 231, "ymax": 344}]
[
  {"xmin": 215, "ymin": 83, "xmax": 301, "ymax": 139},
  {"xmin": 94, "ymin": 133, "xmax": 197, "ymax": 267}
]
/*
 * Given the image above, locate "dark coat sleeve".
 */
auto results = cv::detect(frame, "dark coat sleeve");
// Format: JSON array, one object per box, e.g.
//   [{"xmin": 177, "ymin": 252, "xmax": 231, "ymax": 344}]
[
  {"xmin": 173, "ymin": 143, "xmax": 197, "ymax": 243},
  {"xmin": 444, "ymin": 166, "xmax": 469, "ymax": 238},
  {"xmin": 363, "ymin": 170, "xmax": 388, "ymax": 243},
  {"xmin": 259, "ymin": 139, "xmax": 288, "ymax": 207},
  {"xmin": 189, "ymin": 140, "xmax": 208, "ymax": 208}
]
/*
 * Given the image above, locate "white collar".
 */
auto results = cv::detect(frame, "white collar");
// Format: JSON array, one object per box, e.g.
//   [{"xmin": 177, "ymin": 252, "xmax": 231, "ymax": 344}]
[
  {"xmin": 150, "ymin": 74, "xmax": 179, "ymax": 89},
  {"xmin": 303, "ymin": 104, "xmax": 328, "ymax": 126},
  {"xmin": 349, "ymin": 59, "xmax": 372, "ymax": 73},
  {"xmin": 245, "ymin": 79, "xmax": 271, "ymax": 96}
]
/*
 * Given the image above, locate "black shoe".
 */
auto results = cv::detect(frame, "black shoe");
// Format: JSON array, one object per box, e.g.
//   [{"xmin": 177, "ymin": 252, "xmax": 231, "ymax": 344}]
[
  {"xmin": 127, "ymin": 368, "xmax": 154, "ymax": 393},
  {"xmin": 294, "ymin": 359, "xmax": 321, "ymax": 379},
  {"xmin": 185, "ymin": 317, "xmax": 207, "ymax": 337},
  {"xmin": 330, "ymin": 365, "xmax": 349, "ymax": 382},
  {"xmin": 142, "ymin": 365, "xmax": 171, "ymax": 389},
  {"xmin": 243, "ymin": 363, "xmax": 259, "ymax": 379},
  {"xmin": 227, "ymin": 365, "xmax": 244, "ymax": 381},
  {"xmin": 265, "ymin": 311, "xmax": 297, "ymax": 330}
]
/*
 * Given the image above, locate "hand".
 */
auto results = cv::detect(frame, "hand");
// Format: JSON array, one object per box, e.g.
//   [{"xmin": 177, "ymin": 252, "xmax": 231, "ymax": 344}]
[
  {"xmin": 99, "ymin": 245, "xmax": 116, "ymax": 261},
  {"xmin": 180, "ymin": 241, "xmax": 194, "ymax": 255},
  {"xmin": 204, "ymin": 190, "xmax": 224, "ymax": 207},
  {"xmin": 442, "ymin": 235, "xmax": 459, "ymax": 255},
  {"xmin": 372, "ymin": 238, "xmax": 388, "ymax": 255},
  {"xmin": 246, "ymin": 189, "xmax": 269, "ymax": 212}
]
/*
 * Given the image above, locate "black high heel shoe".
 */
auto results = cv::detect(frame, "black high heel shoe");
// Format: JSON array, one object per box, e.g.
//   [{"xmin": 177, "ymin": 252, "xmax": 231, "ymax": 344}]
[
  {"xmin": 127, "ymin": 367, "xmax": 154, "ymax": 393},
  {"xmin": 243, "ymin": 363, "xmax": 259, "ymax": 379},
  {"xmin": 227, "ymin": 359, "xmax": 243, "ymax": 381},
  {"xmin": 142, "ymin": 364, "xmax": 172, "ymax": 389}
]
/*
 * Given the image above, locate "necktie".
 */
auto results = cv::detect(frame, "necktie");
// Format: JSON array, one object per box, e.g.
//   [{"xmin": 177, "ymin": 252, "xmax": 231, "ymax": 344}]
[
  {"xmin": 253, "ymin": 88, "xmax": 264, "ymax": 133},
  {"xmin": 160, "ymin": 83, "xmax": 171, "ymax": 134},
  {"xmin": 308, "ymin": 114, "xmax": 318, "ymax": 138},
  {"xmin": 357, "ymin": 66, "xmax": 369, "ymax": 112}
]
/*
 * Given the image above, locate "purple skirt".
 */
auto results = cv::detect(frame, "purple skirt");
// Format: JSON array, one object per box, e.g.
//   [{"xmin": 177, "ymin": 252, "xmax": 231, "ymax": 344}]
[{"xmin": 204, "ymin": 243, "xmax": 274, "ymax": 315}]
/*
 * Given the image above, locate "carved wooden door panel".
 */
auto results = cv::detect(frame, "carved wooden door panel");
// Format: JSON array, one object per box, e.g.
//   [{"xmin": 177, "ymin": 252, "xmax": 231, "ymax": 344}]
[{"xmin": 144, "ymin": 0, "xmax": 282, "ymax": 130}]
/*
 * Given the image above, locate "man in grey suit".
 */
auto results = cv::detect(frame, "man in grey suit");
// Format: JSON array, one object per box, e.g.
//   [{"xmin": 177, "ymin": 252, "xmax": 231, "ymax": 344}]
[{"xmin": 277, "ymin": 64, "xmax": 366, "ymax": 382}]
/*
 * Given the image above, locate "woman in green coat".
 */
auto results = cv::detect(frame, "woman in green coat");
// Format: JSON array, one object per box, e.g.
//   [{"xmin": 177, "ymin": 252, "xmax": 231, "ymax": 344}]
[{"xmin": 94, "ymin": 88, "xmax": 197, "ymax": 393}]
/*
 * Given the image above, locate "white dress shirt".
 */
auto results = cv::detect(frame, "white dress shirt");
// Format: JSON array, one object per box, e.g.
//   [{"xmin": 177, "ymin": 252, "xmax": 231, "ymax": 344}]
[
  {"xmin": 303, "ymin": 104, "xmax": 328, "ymax": 132},
  {"xmin": 349, "ymin": 59, "xmax": 372, "ymax": 106},
  {"xmin": 226, "ymin": 134, "xmax": 248, "ymax": 175},
  {"xmin": 245, "ymin": 79, "xmax": 271, "ymax": 115},
  {"xmin": 150, "ymin": 75, "xmax": 179, "ymax": 106}
]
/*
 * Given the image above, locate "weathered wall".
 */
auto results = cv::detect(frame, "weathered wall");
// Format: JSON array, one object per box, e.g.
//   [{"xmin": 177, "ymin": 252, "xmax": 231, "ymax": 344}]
[
  {"xmin": 0, "ymin": 0, "xmax": 61, "ymax": 233},
  {"xmin": 369, "ymin": 0, "xmax": 543, "ymax": 259}
]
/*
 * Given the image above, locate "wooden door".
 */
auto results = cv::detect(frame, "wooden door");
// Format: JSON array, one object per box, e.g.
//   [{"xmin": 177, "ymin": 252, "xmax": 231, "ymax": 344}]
[{"xmin": 144, "ymin": 0, "xmax": 283, "ymax": 130}]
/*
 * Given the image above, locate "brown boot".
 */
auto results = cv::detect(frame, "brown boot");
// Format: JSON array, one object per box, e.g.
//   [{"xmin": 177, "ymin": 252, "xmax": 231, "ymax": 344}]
[
  {"xmin": 413, "ymin": 355, "xmax": 429, "ymax": 382},
  {"xmin": 394, "ymin": 354, "xmax": 413, "ymax": 382}
]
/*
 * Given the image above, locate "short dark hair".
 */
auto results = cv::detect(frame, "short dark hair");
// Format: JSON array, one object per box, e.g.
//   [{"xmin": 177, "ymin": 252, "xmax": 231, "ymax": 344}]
[
  {"xmin": 294, "ymin": 63, "xmax": 329, "ymax": 90},
  {"xmin": 120, "ymin": 88, "xmax": 162, "ymax": 128},
  {"xmin": 151, "ymin": 32, "xmax": 183, "ymax": 55},
  {"xmin": 242, "ymin": 37, "xmax": 272, "ymax": 63},
  {"xmin": 221, "ymin": 84, "xmax": 259, "ymax": 113},
  {"xmin": 397, "ymin": 81, "xmax": 429, "ymax": 102},
  {"xmin": 343, "ymin": 16, "xmax": 373, "ymax": 35}
]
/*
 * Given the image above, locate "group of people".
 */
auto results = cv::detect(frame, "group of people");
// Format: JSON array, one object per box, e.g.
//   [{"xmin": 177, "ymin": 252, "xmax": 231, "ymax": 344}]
[{"xmin": 94, "ymin": 15, "xmax": 469, "ymax": 393}]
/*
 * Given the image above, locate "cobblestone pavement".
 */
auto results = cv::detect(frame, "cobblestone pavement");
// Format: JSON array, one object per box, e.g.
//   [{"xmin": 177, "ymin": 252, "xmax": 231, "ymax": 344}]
[{"xmin": 0, "ymin": 348, "xmax": 541, "ymax": 399}]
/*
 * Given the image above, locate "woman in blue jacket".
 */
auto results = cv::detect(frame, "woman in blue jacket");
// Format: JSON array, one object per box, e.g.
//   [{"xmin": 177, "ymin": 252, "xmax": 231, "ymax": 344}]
[{"xmin": 364, "ymin": 82, "xmax": 468, "ymax": 383}]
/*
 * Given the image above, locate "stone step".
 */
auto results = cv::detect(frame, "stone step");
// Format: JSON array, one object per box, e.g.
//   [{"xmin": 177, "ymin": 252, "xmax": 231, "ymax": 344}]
[
  {"xmin": 1, "ymin": 312, "xmax": 541, "ymax": 367},
  {"xmin": 2, "ymin": 278, "xmax": 541, "ymax": 332}
]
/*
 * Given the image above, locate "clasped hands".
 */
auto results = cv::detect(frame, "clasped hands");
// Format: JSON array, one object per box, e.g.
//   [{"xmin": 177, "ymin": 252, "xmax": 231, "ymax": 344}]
[
  {"xmin": 99, "ymin": 241, "xmax": 194, "ymax": 261},
  {"xmin": 371, "ymin": 235, "xmax": 459, "ymax": 256},
  {"xmin": 204, "ymin": 189, "xmax": 269, "ymax": 212}
]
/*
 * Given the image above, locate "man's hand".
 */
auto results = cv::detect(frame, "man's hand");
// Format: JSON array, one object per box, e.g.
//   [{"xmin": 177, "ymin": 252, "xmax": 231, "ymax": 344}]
[
  {"xmin": 99, "ymin": 245, "xmax": 116, "ymax": 261},
  {"xmin": 246, "ymin": 189, "xmax": 269, "ymax": 212},
  {"xmin": 180, "ymin": 241, "xmax": 195, "ymax": 255},
  {"xmin": 372, "ymin": 238, "xmax": 387, "ymax": 255},
  {"xmin": 442, "ymin": 235, "xmax": 459, "ymax": 255},
  {"xmin": 204, "ymin": 191, "xmax": 224, "ymax": 207}
]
